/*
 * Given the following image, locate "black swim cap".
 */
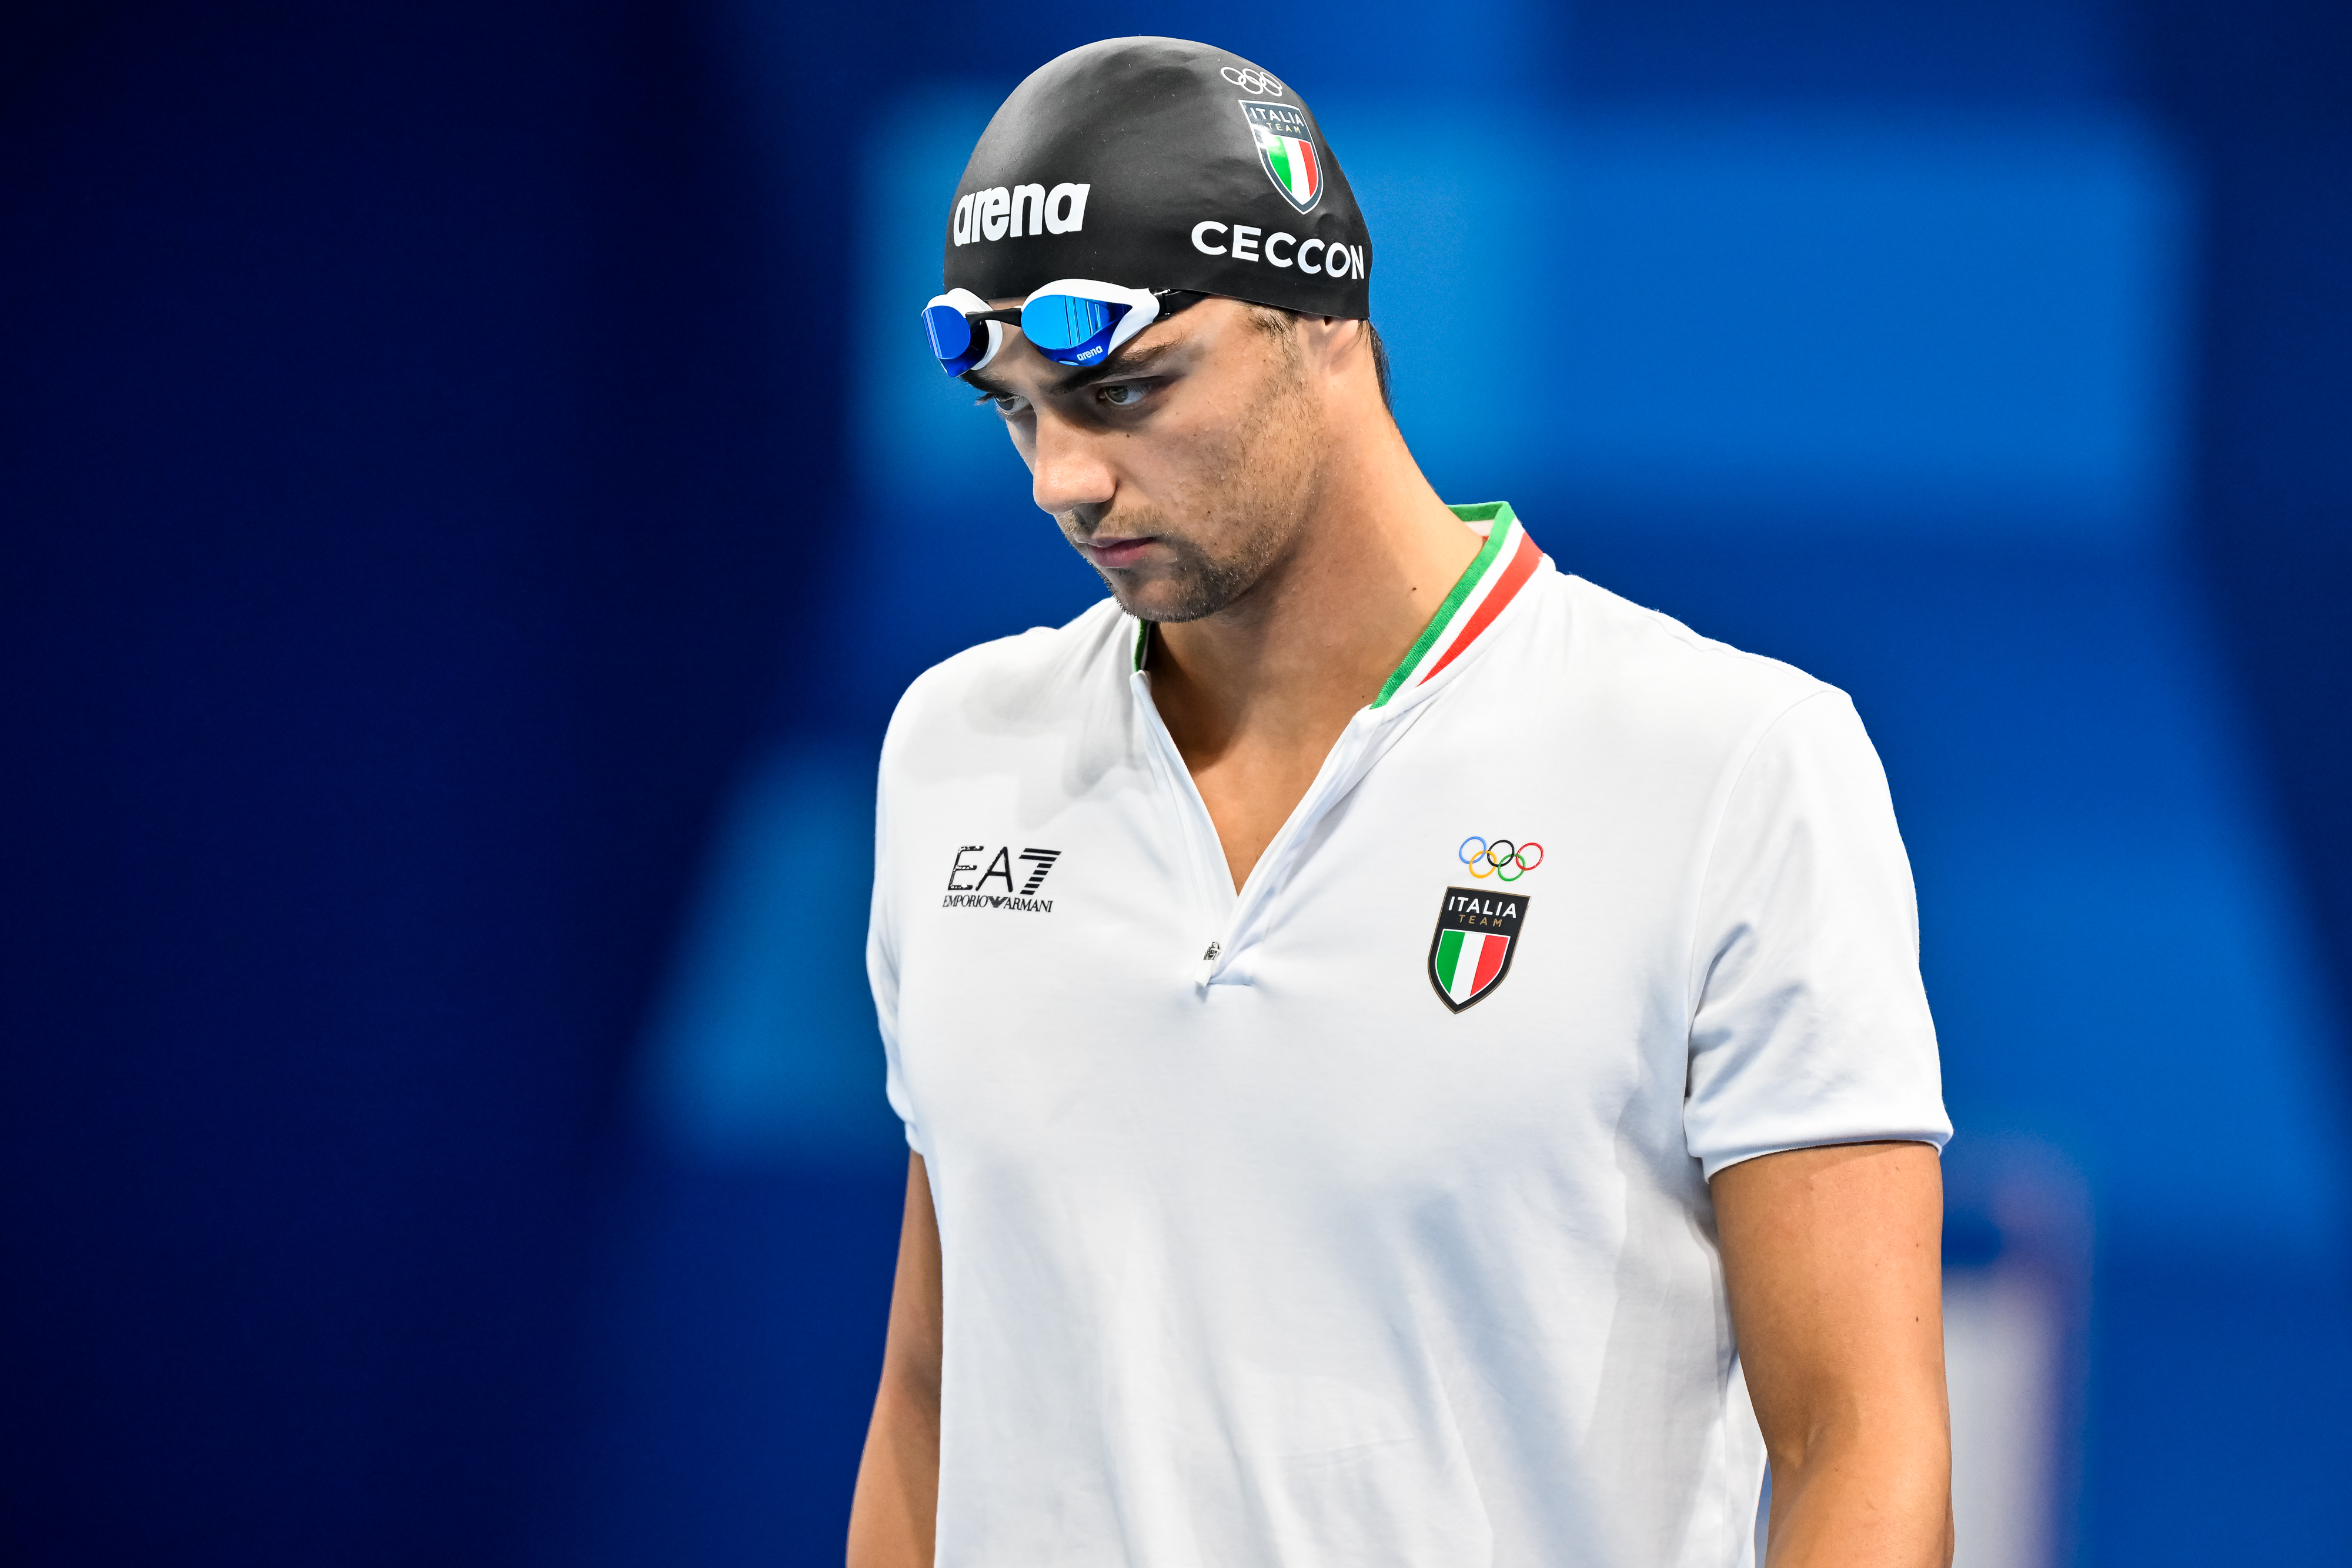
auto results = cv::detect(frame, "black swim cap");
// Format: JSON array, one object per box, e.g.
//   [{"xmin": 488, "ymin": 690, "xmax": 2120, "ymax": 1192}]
[{"xmin": 943, "ymin": 38, "xmax": 1372, "ymax": 320}]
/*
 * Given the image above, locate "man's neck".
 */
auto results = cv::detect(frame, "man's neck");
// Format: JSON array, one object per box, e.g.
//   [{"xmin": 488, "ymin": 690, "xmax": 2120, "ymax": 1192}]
[{"xmin": 1145, "ymin": 417, "xmax": 1482, "ymax": 888}]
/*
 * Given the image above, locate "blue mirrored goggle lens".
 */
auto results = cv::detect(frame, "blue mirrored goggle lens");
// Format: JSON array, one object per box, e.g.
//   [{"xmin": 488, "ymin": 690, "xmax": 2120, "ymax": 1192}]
[
  {"xmin": 923, "ymin": 304, "xmax": 977, "ymax": 370},
  {"xmin": 1021, "ymin": 295, "xmax": 1127, "ymax": 365},
  {"xmin": 1019, "ymin": 295, "xmax": 1117, "ymax": 350}
]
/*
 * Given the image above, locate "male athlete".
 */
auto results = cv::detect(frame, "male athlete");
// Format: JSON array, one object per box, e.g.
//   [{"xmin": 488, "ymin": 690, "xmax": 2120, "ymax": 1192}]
[{"xmin": 851, "ymin": 38, "xmax": 1953, "ymax": 1568}]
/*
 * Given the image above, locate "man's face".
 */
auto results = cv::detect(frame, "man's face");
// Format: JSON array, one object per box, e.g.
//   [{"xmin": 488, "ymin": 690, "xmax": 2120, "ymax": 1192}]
[{"xmin": 963, "ymin": 297, "xmax": 1324, "ymax": 624}]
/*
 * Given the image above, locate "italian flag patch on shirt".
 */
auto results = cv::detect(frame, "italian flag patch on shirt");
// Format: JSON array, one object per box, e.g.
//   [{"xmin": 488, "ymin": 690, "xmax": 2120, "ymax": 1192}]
[{"xmin": 1427, "ymin": 886, "xmax": 1529, "ymax": 1012}]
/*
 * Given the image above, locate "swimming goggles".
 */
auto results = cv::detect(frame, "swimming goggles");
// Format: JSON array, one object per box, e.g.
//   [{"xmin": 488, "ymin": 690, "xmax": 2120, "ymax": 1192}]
[{"xmin": 921, "ymin": 280, "xmax": 1200, "ymax": 376}]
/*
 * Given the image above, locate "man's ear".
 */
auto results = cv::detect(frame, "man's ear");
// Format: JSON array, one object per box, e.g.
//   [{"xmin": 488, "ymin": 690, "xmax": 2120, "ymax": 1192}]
[
  {"xmin": 1298, "ymin": 312, "xmax": 1358, "ymax": 377},
  {"xmin": 1299, "ymin": 315, "xmax": 1381, "ymax": 402}
]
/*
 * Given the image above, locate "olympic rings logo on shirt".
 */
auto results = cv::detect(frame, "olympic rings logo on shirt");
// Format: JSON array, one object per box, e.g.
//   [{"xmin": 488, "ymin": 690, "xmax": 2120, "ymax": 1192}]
[
  {"xmin": 1220, "ymin": 65, "xmax": 1286, "ymax": 96},
  {"xmin": 1459, "ymin": 835, "xmax": 1544, "ymax": 881}
]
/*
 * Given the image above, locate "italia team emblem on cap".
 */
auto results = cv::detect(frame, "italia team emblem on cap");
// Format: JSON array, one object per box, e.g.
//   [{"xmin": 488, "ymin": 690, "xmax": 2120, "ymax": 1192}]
[
  {"xmin": 1428, "ymin": 887, "xmax": 1529, "ymax": 1012},
  {"xmin": 1240, "ymin": 101, "xmax": 1321, "ymax": 213}
]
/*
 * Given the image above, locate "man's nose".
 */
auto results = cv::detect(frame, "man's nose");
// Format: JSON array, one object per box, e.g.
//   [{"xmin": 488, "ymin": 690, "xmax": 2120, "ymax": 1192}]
[{"xmin": 1028, "ymin": 416, "xmax": 1115, "ymax": 520}]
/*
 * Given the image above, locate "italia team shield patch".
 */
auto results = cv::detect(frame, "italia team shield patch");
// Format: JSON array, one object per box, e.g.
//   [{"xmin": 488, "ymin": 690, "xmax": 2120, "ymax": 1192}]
[
  {"xmin": 1240, "ymin": 101, "xmax": 1322, "ymax": 213},
  {"xmin": 1428, "ymin": 887, "xmax": 1529, "ymax": 1012}
]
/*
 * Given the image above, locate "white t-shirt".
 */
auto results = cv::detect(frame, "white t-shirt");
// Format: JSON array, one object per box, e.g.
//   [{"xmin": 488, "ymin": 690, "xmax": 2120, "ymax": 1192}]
[{"xmin": 867, "ymin": 503, "xmax": 1949, "ymax": 1568}]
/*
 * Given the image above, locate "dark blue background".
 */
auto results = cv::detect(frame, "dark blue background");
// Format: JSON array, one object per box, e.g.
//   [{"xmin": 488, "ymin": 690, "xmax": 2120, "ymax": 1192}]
[{"xmin": 5, "ymin": 2, "xmax": 2348, "ymax": 1563}]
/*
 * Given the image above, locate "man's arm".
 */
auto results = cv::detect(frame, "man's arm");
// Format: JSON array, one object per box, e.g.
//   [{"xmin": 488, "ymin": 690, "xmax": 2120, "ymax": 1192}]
[
  {"xmin": 1713, "ymin": 1140, "xmax": 1952, "ymax": 1568},
  {"xmin": 847, "ymin": 1152, "xmax": 944, "ymax": 1568}
]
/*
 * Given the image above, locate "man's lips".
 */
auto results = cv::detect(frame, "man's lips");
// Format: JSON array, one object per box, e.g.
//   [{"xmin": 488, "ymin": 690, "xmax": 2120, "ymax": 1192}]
[{"xmin": 1080, "ymin": 534, "xmax": 1157, "ymax": 571}]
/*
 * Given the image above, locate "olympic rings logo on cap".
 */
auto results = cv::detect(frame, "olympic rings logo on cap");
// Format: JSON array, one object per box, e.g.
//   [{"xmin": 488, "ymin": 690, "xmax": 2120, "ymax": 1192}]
[
  {"xmin": 1221, "ymin": 65, "xmax": 1285, "ymax": 96},
  {"xmin": 1459, "ymin": 836, "xmax": 1544, "ymax": 881}
]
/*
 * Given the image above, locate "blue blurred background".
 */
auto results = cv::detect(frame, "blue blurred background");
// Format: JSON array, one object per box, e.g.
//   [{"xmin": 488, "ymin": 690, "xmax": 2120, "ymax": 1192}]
[{"xmin": 5, "ymin": 1, "xmax": 2349, "ymax": 1563}]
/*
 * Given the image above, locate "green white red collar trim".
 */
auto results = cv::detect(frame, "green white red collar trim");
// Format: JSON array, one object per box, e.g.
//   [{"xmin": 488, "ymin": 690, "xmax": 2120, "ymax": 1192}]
[
  {"xmin": 1370, "ymin": 502, "xmax": 1541, "ymax": 708},
  {"xmin": 1128, "ymin": 500, "xmax": 1541, "ymax": 694}
]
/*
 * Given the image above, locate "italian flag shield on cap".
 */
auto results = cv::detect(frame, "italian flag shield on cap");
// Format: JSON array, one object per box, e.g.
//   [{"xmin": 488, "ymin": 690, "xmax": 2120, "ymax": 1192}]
[{"xmin": 1242, "ymin": 101, "xmax": 1321, "ymax": 213}]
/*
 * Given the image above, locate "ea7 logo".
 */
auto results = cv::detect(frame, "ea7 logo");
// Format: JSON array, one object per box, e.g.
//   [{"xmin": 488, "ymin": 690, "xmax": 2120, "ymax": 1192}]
[{"xmin": 942, "ymin": 845, "xmax": 1061, "ymax": 913}]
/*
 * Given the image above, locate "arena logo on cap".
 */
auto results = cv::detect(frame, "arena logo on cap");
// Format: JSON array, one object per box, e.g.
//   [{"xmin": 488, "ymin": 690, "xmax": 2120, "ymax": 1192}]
[
  {"xmin": 1239, "ymin": 101, "xmax": 1320, "ymax": 214},
  {"xmin": 953, "ymin": 182, "xmax": 1091, "ymax": 246}
]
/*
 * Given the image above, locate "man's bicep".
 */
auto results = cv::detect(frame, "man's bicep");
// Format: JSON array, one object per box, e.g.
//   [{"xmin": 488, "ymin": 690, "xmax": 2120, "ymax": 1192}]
[{"xmin": 1712, "ymin": 1140, "xmax": 1945, "ymax": 1459}]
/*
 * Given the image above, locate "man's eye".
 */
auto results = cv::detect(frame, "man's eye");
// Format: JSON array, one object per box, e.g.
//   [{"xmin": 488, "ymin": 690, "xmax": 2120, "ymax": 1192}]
[
  {"xmin": 1097, "ymin": 383, "xmax": 1147, "ymax": 409},
  {"xmin": 974, "ymin": 391, "xmax": 1030, "ymax": 416}
]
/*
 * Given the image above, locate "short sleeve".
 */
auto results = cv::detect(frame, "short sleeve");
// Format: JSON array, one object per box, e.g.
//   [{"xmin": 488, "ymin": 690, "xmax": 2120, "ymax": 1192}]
[
  {"xmin": 1684, "ymin": 688, "xmax": 1950, "ymax": 1178},
  {"xmin": 867, "ymin": 744, "xmax": 927, "ymax": 1157}
]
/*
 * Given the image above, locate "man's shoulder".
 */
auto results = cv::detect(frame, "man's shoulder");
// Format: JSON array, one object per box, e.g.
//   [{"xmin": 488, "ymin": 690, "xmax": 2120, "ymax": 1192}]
[
  {"xmin": 1540, "ymin": 568, "xmax": 1840, "ymax": 740},
  {"xmin": 883, "ymin": 596, "xmax": 1132, "ymax": 758}
]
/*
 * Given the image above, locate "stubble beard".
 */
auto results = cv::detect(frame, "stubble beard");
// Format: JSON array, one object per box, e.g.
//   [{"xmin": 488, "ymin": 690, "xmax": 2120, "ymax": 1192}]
[{"xmin": 1060, "ymin": 336, "xmax": 1321, "ymax": 625}]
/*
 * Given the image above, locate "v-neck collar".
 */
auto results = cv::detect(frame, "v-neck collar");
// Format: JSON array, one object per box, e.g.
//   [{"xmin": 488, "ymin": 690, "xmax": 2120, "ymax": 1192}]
[{"xmin": 1122, "ymin": 501, "xmax": 1544, "ymax": 987}]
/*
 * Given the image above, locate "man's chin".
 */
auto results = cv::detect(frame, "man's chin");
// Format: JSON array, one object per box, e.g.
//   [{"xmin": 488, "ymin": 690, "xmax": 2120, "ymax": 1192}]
[
  {"xmin": 1070, "ymin": 528, "xmax": 1259, "ymax": 624},
  {"xmin": 1100, "ymin": 573, "xmax": 1228, "ymax": 626}
]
